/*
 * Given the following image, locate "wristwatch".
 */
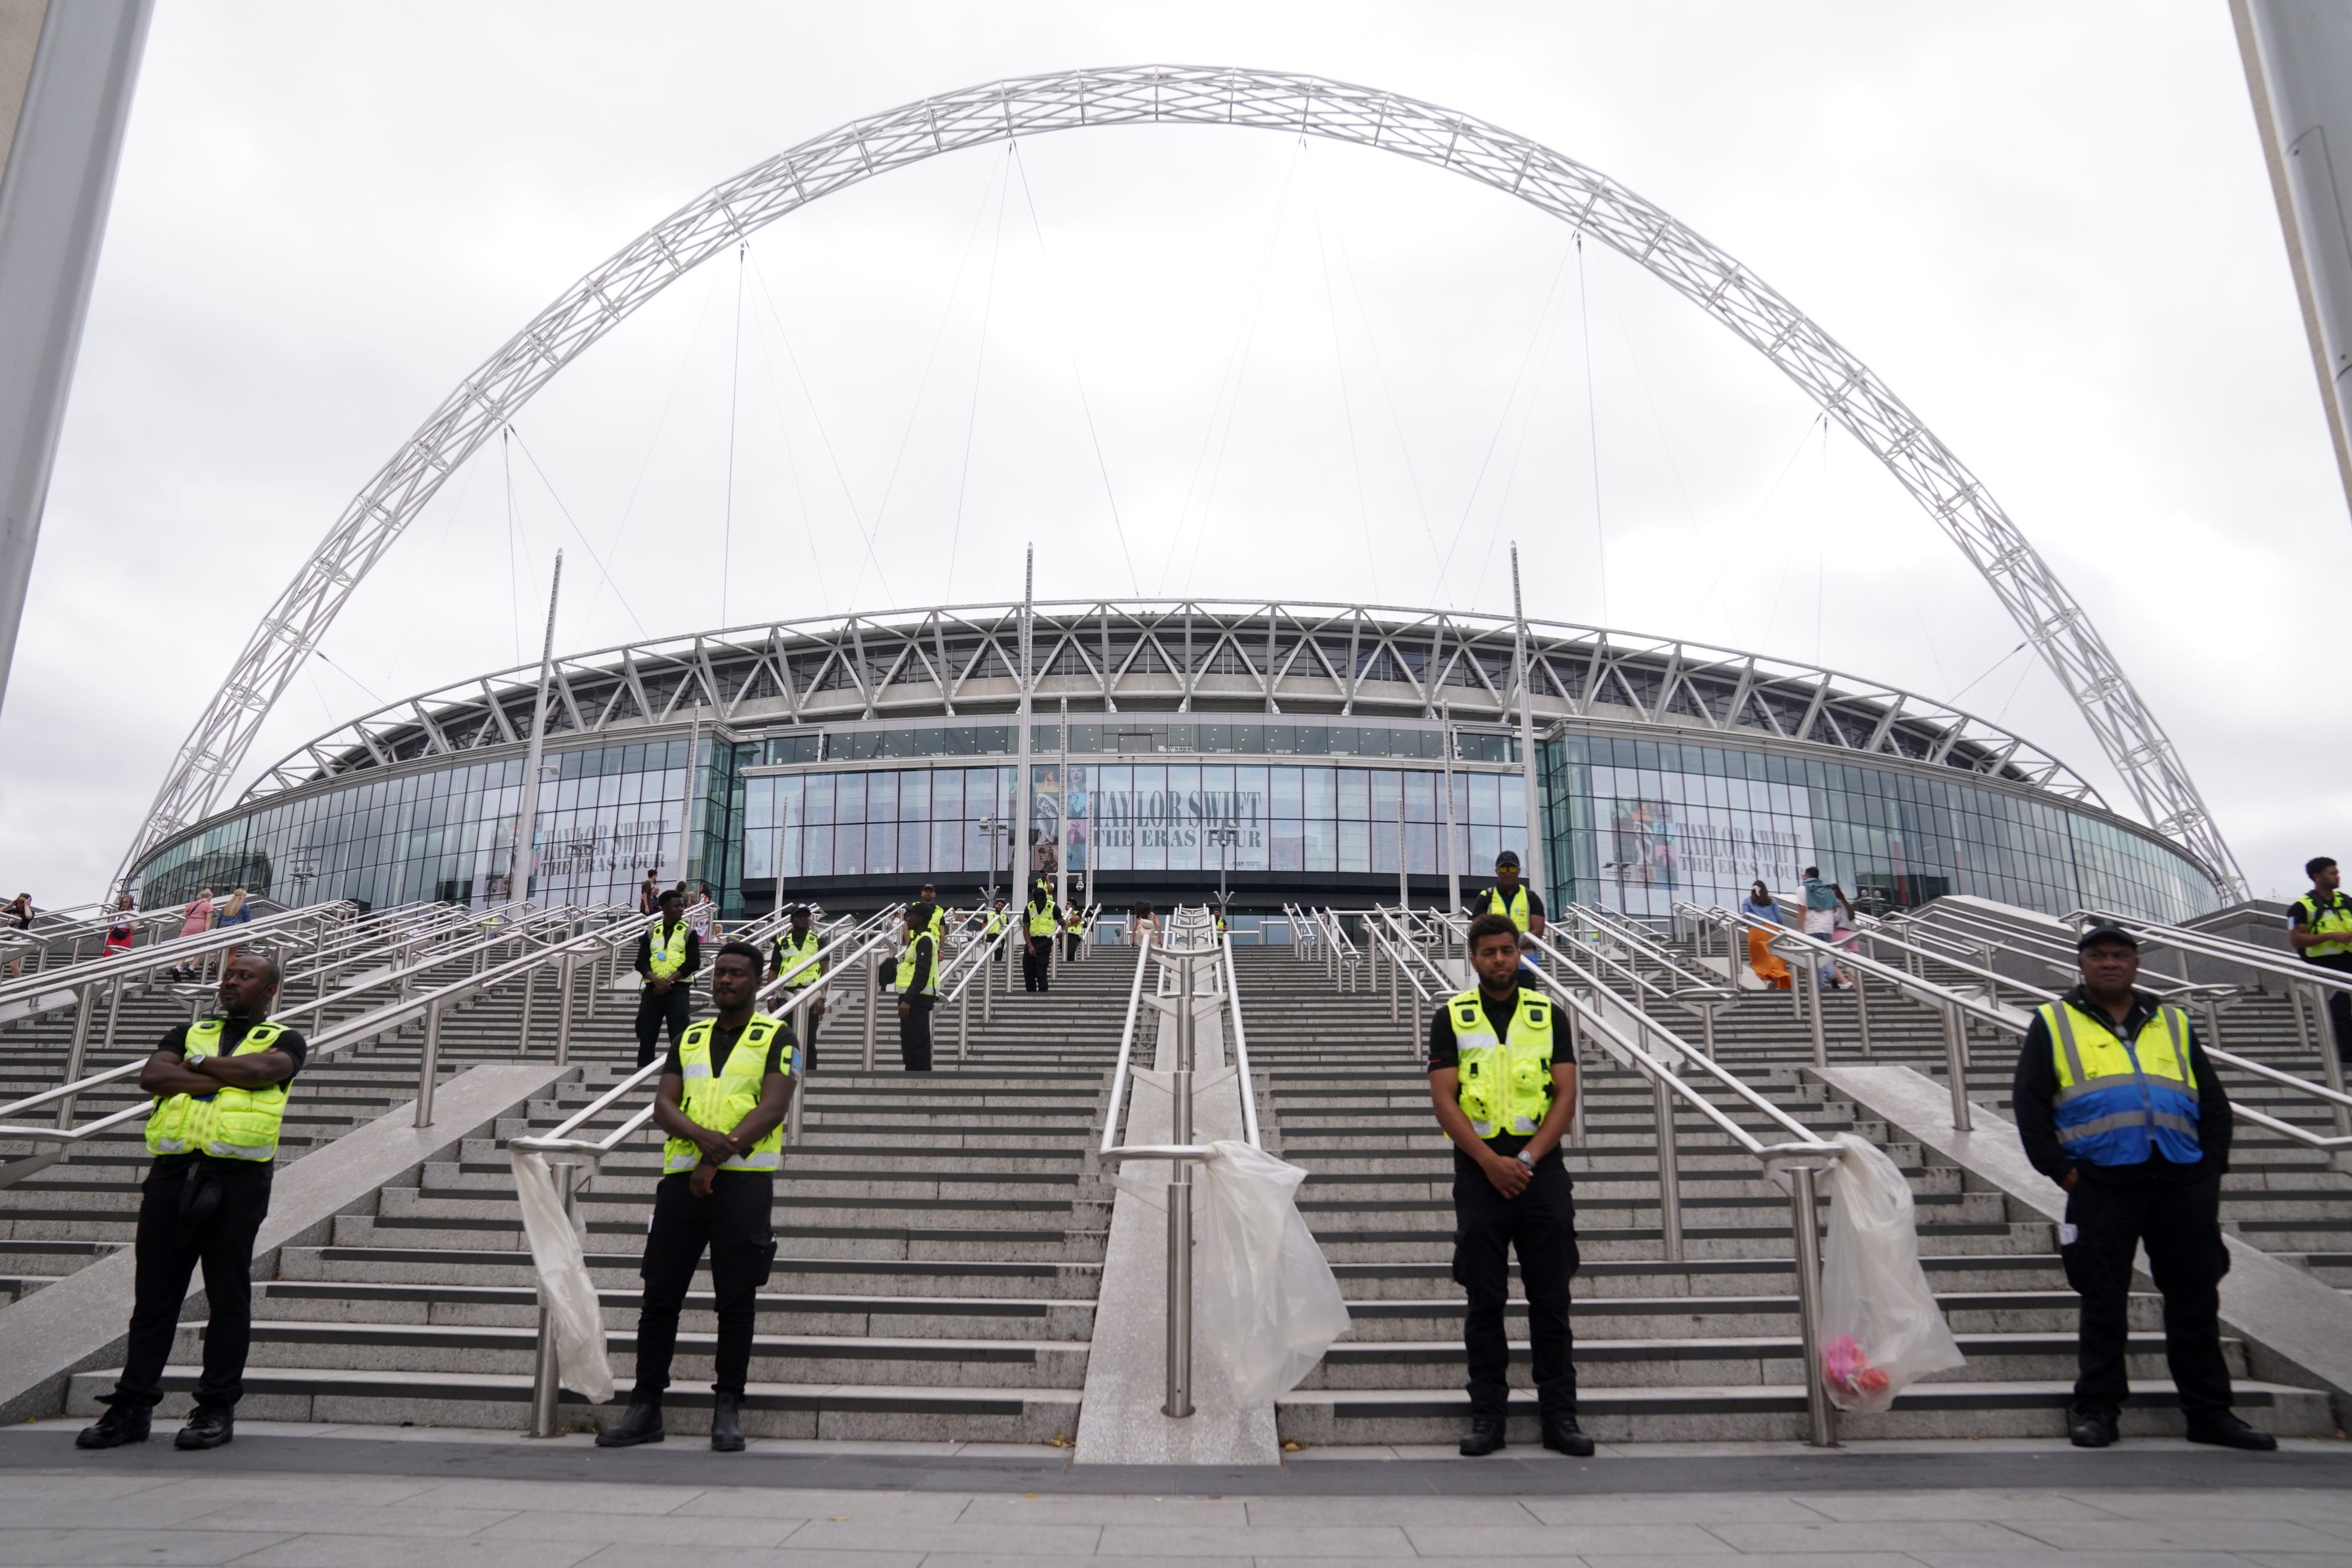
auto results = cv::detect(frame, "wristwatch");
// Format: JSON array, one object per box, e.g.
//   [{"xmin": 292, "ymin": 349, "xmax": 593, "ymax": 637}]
[{"xmin": 1515, "ymin": 1149, "xmax": 1537, "ymax": 1169}]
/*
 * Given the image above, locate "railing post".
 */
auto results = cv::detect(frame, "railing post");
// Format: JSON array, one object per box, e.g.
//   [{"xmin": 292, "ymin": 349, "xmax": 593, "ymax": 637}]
[
  {"xmin": 415, "ymin": 998, "xmax": 444, "ymax": 1127},
  {"xmin": 1852, "ymin": 967, "xmax": 1872, "ymax": 1058},
  {"xmin": 959, "ymin": 976, "xmax": 972, "ymax": 1064},
  {"xmin": 555, "ymin": 952, "xmax": 577, "ymax": 1067},
  {"xmin": 1788, "ymin": 1162, "xmax": 1838, "ymax": 1447},
  {"xmin": 984, "ymin": 935, "xmax": 996, "ymax": 1024},
  {"xmin": 863, "ymin": 951, "xmax": 878, "ymax": 1072},
  {"xmin": 2307, "ymin": 984, "xmax": 2352, "ymax": 1140},
  {"xmin": 56, "ymin": 984, "xmax": 97, "ymax": 1131},
  {"xmin": 1940, "ymin": 1000, "xmax": 1973, "ymax": 1132},
  {"xmin": 1652, "ymin": 1072, "xmax": 1683, "ymax": 1263},
  {"xmin": 1166, "ymin": 950, "xmax": 1196, "ymax": 1419},
  {"xmin": 527, "ymin": 1159, "xmax": 578, "ymax": 1438},
  {"xmin": 518, "ymin": 962, "xmax": 539, "ymax": 1055}
]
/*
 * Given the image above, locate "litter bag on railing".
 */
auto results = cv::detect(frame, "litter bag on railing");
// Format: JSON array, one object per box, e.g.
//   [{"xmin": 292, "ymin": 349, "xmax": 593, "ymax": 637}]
[
  {"xmin": 509, "ymin": 1148, "xmax": 615, "ymax": 1404},
  {"xmin": 1817, "ymin": 1132, "xmax": 1963, "ymax": 1412},
  {"xmin": 1196, "ymin": 1140, "xmax": 1352, "ymax": 1407}
]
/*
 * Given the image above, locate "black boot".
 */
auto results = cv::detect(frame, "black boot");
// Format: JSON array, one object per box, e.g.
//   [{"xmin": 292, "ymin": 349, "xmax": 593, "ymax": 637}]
[
  {"xmin": 710, "ymin": 1392, "xmax": 745, "ymax": 1452},
  {"xmin": 2185, "ymin": 1412, "xmax": 2277, "ymax": 1451},
  {"xmin": 595, "ymin": 1402, "xmax": 666, "ymax": 1448},
  {"xmin": 1542, "ymin": 1416, "xmax": 1595, "ymax": 1457},
  {"xmin": 1459, "ymin": 1416, "xmax": 1507, "ymax": 1456},
  {"xmin": 2069, "ymin": 1409, "xmax": 2119, "ymax": 1448},
  {"xmin": 174, "ymin": 1407, "xmax": 234, "ymax": 1450},
  {"xmin": 75, "ymin": 1399, "xmax": 150, "ymax": 1450}
]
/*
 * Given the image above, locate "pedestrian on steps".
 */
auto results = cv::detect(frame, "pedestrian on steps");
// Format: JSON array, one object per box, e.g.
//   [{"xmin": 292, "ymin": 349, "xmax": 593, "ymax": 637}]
[
  {"xmin": 2011, "ymin": 922, "xmax": 2274, "ymax": 1451},
  {"xmin": 770, "ymin": 904, "xmax": 826, "ymax": 1073},
  {"xmin": 895, "ymin": 901, "xmax": 939, "ymax": 1071},
  {"xmin": 2289, "ymin": 856, "xmax": 2352, "ymax": 1064},
  {"xmin": 633, "ymin": 889, "xmax": 701, "ymax": 1069},
  {"xmin": 1426, "ymin": 912, "xmax": 1591, "ymax": 1459},
  {"xmin": 598, "ymin": 942, "xmax": 792, "ymax": 1453},
  {"xmin": 1740, "ymin": 881, "xmax": 1792, "ymax": 990},
  {"xmin": 76, "ymin": 953, "xmax": 307, "ymax": 1452},
  {"xmin": 1797, "ymin": 868, "xmax": 1847, "ymax": 990},
  {"xmin": 1022, "ymin": 878, "xmax": 1058, "ymax": 992}
]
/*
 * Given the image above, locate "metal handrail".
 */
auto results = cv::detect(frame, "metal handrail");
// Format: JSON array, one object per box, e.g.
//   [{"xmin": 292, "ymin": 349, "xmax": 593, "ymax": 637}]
[
  {"xmin": 1321, "ymin": 903, "xmax": 1843, "ymax": 1446},
  {"xmin": 0, "ymin": 902, "xmax": 363, "ymax": 1025}
]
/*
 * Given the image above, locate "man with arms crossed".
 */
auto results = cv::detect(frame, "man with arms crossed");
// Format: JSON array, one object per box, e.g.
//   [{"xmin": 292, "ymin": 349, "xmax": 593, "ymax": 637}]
[
  {"xmin": 770, "ymin": 904, "xmax": 826, "ymax": 1071},
  {"xmin": 633, "ymin": 887, "xmax": 701, "ymax": 1070},
  {"xmin": 599, "ymin": 942, "xmax": 793, "ymax": 1451},
  {"xmin": 1427, "ymin": 912, "xmax": 1590, "ymax": 1457},
  {"xmin": 78, "ymin": 954, "xmax": 305, "ymax": 1451}
]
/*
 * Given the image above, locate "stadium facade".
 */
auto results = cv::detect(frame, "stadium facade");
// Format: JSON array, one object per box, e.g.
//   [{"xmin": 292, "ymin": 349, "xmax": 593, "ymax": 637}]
[{"xmin": 127, "ymin": 601, "xmax": 2223, "ymax": 927}]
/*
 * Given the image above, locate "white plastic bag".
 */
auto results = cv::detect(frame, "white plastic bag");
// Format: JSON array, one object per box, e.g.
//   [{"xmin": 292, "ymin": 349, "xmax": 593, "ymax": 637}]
[
  {"xmin": 1196, "ymin": 1140, "xmax": 1352, "ymax": 1407},
  {"xmin": 509, "ymin": 1148, "xmax": 615, "ymax": 1404},
  {"xmin": 1816, "ymin": 1132, "xmax": 1964, "ymax": 1412}
]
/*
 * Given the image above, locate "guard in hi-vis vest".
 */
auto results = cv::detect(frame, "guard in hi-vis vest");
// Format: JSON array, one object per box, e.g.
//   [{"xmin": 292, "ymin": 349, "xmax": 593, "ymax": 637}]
[
  {"xmin": 599, "ymin": 942, "xmax": 795, "ymax": 1453},
  {"xmin": 912, "ymin": 882, "xmax": 946, "ymax": 944},
  {"xmin": 895, "ymin": 902, "xmax": 940, "ymax": 1072},
  {"xmin": 78, "ymin": 953, "xmax": 308, "ymax": 1453},
  {"xmin": 2290, "ymin": 856, "xmax": 2352, "ymax": 1063},
  {"xmin": 1065, "ymin": 901, "xmax": 1086, "ymax": 962},
  {"xmin": 770, "ymin": 904, "xmax": 826, "ymax": 1073},
  {"xmin": 1022, "ymin": 880, "xmax": 1059, "ymax": 993},
  {"xmin": 1425, "ymin": 912, "xmax": 1590, "ymax": 1458},
  {"xmin": 1469, "ymin": 849, "xmax": 1547, "ymax": 944},
  {"xmin": 634, "ymin": 888, "xmax": 702, "ymax": 1069},
  {"xmin": 2011, "ymin": 923, "xmax": 2273, "ymax": 1451}
]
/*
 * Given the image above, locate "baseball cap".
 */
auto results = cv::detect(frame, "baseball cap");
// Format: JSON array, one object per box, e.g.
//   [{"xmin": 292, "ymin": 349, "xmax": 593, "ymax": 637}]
[
  {"xmin": 2077, "ymin": 922, "xmax": 2139, "ymax": 952},
  {"xmin": 1494, "ymin": 850, "xmax": 1521, "ymax": 868}
]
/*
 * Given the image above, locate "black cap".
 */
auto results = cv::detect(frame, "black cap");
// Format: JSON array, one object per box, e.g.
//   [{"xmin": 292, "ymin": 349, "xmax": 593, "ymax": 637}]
[
  {"xmin": 1494, "ymin": 850, "xmax": 1521, "ymax": 868},
  {"xmin": 2077, "ymin": 922, "xmax": 2139, "ymax": 952}
]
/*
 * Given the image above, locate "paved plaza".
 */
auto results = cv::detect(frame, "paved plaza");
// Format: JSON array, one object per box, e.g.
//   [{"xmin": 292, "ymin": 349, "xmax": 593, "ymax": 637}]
[{"xmin": 2, "ymin": 1423, "xmax": 2348, "ymax": 1567}]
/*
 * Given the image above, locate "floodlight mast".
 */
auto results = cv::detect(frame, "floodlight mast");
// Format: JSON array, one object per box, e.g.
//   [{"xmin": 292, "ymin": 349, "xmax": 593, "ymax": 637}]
[{"xmin": 116, "ymin": 65, "xmax": 2246, "ymax": 900}]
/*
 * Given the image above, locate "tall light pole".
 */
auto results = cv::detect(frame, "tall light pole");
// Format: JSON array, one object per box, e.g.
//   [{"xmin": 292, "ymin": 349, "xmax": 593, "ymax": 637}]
[
  {"xmin": 1011, "ymin": 544, "xmax": 1034, "ymax": 908},
  {"xmin": 978, "ymin": 814, "xmax": 1009, "ymax": 906},
  {"xmin": 1510, "ymin": 543, "xmax": 1546, "ymax": 909},
  {"xmin": 1441, "ymin": 697, "xmax": 1462, "ymax": 923},
  {"xmin": 1054, "ymin": 693, "xmax": 1070, "ymax": 922},
  {"xmin": 1207, "ymin": 823, "xmax": 1238, "ymax": 910}
]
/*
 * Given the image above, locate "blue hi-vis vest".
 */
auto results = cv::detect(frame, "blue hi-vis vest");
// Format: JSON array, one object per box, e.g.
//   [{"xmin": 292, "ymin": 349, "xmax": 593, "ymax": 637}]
[{"xmin": 2039, "ymin": 999, "xmax": 2201, "ymax": 1168}]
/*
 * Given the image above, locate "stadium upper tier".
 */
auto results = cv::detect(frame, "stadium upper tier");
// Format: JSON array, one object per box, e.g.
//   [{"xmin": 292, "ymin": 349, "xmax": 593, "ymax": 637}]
[{"xmin": 250, "ymin": 601, "xmax": 2093, "ymax": 803}]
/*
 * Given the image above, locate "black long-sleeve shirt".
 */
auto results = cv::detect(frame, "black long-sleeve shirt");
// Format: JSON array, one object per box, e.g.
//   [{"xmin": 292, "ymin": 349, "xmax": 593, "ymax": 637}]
[
  {"xmin": 633, "ymin": 921, "xmax": 701, "ymax": 985},
  {"xmin": 2011, "ymin": 984, "xmax": 2230, "ymax": 1187}
]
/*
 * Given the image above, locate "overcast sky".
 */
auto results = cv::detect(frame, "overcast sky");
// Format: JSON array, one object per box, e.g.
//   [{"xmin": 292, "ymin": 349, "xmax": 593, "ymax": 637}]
[{"xmin": 2, "ymin": 1, "xmax": 2344, "ymax": 905}]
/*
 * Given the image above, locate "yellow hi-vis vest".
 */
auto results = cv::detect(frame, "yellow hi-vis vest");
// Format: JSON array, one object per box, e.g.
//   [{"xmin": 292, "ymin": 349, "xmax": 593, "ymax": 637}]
[
  {"xmin": 914, "ymin": 902, "xmax": 944, "ymax": 940},
  {"xmin": 1483, "ymin": 886, "xmax": 1532, "ymax": 932},
  {"xmin": 646, "ymin": 920, "xmax": 690, "ymax": 981},
  {"xmin": 774, "ymin": 928, "xmax": 821, "ymax": 987},
  {"xmin": 895, "ymin": 931, "xmax": 939, "ymax": 999},
  {"xmin": 1446, "ymin": 986, "xmax": 1555, "ymax": 1139},
  {"xmin": 2295, "ymin": 891, "xmax": 2352, "ymax": 961},
  {"xmin": 662, "ymin": 1013, "xmax": 789, "ymax": 1174},
  {"xmin": 985, "ymin": 911, "xmax": 1006, "ymax": 936},
  {"xmin": 1027, "ymin": 902, "xmax": 1058, "ymax": 937},
  {"xmin": 145, "ymin": 1019, "xmax": 290, "ymax": 1163},
  {"xmin": 2039, "ymin": 999, "xmax": 2202, "ymax": 1167}
]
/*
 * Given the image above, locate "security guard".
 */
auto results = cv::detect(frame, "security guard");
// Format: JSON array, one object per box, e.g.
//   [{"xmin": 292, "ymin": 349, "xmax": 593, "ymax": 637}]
[
  {"xmin": 1022, "ymin": 878, "xmax": 1058, "ymax": 993},
  {"xmin": 2012, "ymin": 923, "xmax": 2272, "ymax": 1451},
  {"xmin": 1425, "ymin": 912, "xmax": 1590, "ymax": 1458},
  {"xmin": 599, "ymin": 942, "xmax": 794, "ymax": 1452},
  {"xmin": 1471, "ymin": 850, "xmax": 1547, "ymax": 942},
  {"xmin": 912, "ymin": 882, "xmax": 945, "ymax": 943},
  {"xmin": 770, "ymin": 904, "xmax": 826, "ymax": 1073},
  {"xmin": 78, "ymin": 953, "xmax": 307, "ymax": 1451},
  {"xmin": 2289, "ymin": 856, "xmax": 2352, "ymax": 1063},
  {"xmin": 1064, "ymin": 900, "xmax": 1086, "ymax": 962},
  {"xmin": 633, "ymin": 888, "xmax": 701, "ymax": 1069},
  {"xmin": 895, "ymin": 901, "xmax": 940, "ymax": 1071}
]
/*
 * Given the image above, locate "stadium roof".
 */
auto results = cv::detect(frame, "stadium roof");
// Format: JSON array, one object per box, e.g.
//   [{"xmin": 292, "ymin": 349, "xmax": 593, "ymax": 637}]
[{"xmin": 244, "ymin": 600, "xmax": 2102, "ymax": 808}]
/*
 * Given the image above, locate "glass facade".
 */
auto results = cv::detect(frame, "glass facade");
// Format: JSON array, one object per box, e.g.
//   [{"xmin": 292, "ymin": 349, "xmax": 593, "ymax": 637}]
[
  {"xmin": 133, "ymin": 717, "xmax": 2219, "ymax": 927},
  {"xmin": 1542, "ymin": 733, "xmax": 2216, "ymax": 925}
]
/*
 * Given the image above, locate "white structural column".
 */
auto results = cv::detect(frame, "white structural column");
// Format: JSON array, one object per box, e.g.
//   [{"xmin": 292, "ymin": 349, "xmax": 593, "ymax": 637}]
[
  {"xmin": 2234, "ymin": 0, "xmax": 2352, "ymax": 525},
  {"xmin": 0, "ymin": 0, "xmax": 149, "ymax": 715},
  {"xmin": 507, "ymin": 550, "xmax": 561, "ymax": 903},
  {"xmin": 116, "ymin": 66, "xmax": 2246, "ymax": 898},
  {"xmin": 1509, "ymin": 543, "xmax": 1545, "ymax": 908},
  {"xmin": 1012, "ymin": 546, "xmax": 1034, "ymax": 902}
]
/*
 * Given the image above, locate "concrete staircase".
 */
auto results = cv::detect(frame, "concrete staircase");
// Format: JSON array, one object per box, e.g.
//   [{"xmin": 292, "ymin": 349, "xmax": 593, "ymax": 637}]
[
  {"xmin": 1232, "ymin": 944, "xmax": 2341, "ymax": 1447},
  {"xmin": 68, "ymin": 943, "xmax": 1141, "ymax": 1440}
]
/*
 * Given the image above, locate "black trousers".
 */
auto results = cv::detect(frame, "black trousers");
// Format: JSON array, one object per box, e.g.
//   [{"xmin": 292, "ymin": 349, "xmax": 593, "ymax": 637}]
[
  {"xmin": 2314, "ymin": 956, "xmax": 2352, "ymax": 1062},
  {"xmin": 899, "ymin": 1002, "xmax": 934, "ymax": 1071},
  {"xmin": 786, "ymin": 992, "xmax": 823, "ymax": 1074},
  {"xmin": 2061, "ymin": 1174, "xmax": 2234, "ymax": 1419},
  {"xmin": 1064, "ymin": 933, "xmax": 1082, "ymax": 961},
  {"xmin": 630, "ymin": 1171, "xmax": 773, "ymax": 1404},
  {"xmin": 1453, "ymin": 1152, "xmax": 1579, "ymax": 1423},
  {"xmin": 634, "ymin": 986, "xmax": 691, "ymax": 1068},
  {"xmin": 1022, "ymin": 936, "xmax": 1052, "ymax": 991},
  {"xmin": 111, "ymin": 1160, "xmax": 272, "ymax": 1412}
]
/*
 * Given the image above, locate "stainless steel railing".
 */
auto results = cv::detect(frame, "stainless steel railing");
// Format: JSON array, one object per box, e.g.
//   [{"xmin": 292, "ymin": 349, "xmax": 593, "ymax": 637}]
[{"xmin": 1097, "ymin": 909, "xmax": 1263, "ymax": 1419}]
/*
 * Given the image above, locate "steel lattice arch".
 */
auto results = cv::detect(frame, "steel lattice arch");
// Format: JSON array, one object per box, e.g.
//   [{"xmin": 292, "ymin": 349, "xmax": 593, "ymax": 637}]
[{"xmin": 118, "ymin": 65, "xmax": 2246, "ymax": 897}]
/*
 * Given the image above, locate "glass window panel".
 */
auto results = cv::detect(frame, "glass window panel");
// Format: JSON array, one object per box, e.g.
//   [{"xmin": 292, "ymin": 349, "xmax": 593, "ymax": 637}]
[
  {"xmin": 1272, "ymin": 818, "xmax": 1304, "ymax": 871},
  {"xmin": 868, "ymin": 770, "xmax": 899, "ymax": 823},
  {"xmin": 900, "ymin": 769, "xmax": 932, "ymax": 823},
  {"xmin": 898, "ymin": 820, "xmax": 926, "ymax": 875},
  {"xmin": 1371, "ymin": 768, "xmax": 1402, "ymax": 822},
  {"xmin": 1306, "ymin": 767, "xmax": 1337, "ymax": 820},
  {"xmin": 1469, "ymin": 773, "xmax": 1500, "ymax": 826},
  {"xmin": 1403, "ymin": 770, "xmax": 1435, "ymax": 820},
  {"xmin": 932, "ymin": 819, "xmax": 961, "ymax": 874},
  {"xmin": 836, "ymin": 772, "xmax": 867, "ymax": 823},
  {"xmin": 1271, "ymin": 766, "xmax": 1303, "ymax": 818},
  {"xmin": 1339, "ymin": 820, "xmax": 1371, "ymax": 872}
]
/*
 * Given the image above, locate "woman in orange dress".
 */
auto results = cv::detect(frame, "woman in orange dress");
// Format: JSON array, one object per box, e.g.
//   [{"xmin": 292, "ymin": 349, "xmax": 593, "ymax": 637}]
[{"xmin": 1740, "ymin": 880, "xmax": 1791, "ymax": 990}]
